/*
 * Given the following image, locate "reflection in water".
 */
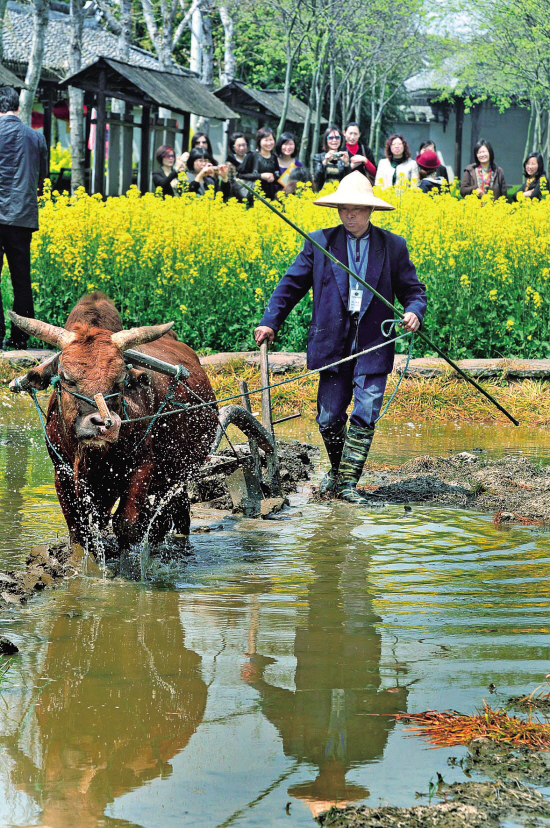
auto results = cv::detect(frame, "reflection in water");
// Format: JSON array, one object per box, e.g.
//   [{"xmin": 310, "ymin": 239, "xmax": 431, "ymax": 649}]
[
  {"xmin": 3, "ymin": 586, "xmax": 206, "ymax": 828},
  {"xmin": 0, "ymin": 425, "xmax": 29, "ymax": 554},
  {"xmin": 241, "ymin": 518, "xmax": 408, "ymax": 816}
]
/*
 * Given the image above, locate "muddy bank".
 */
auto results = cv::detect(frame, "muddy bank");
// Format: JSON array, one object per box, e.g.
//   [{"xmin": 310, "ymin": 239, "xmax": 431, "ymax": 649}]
[
  {"xmin": 316, "ymin": 726, "xmax": 550, "ymax": 827},
  {"xmin": 316, "ymin": 778, "xmax": 550, "ymax": 827},
  {"xmin": 0, "ymin": 542, "xmax": 100, "ymax": 607},
  {"xmin": 354, "ymin": 453, "xmax": 550, "ymax": 524}
]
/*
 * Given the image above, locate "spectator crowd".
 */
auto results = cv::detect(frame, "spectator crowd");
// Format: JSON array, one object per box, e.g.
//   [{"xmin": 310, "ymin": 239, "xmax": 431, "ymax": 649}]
[{"xmin": 153, "ymin": 123, "xmax": 547, "ymax": 204}]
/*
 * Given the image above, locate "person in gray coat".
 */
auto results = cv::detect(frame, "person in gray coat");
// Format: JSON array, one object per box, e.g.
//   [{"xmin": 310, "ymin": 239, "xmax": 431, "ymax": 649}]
[{"xmin": 0, "ymin": 87, "xmax": 47, "ymax": 349}]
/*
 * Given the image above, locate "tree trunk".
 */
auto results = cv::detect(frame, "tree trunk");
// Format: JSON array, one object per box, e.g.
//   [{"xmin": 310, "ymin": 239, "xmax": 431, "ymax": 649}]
[
  {"xmin": 219, "ymin": 3, "xmax": 235, "ymax": 85},
  {"xmin": 311, "ymin": 67, "xmax": 327, "ymax": 167},
  {"xmin": 118, "ymin": 0, "xmax": 132, "ymax": 59},
  {"xmin": 0, "ymin": 0, "xmax": 8, "ymax": 63},
  {"xmin": 277, "ymin": 47, "xmax": 293, "ymax": 134},
  {"xmin": 196, "ymin": 2, "xmax": 213, "ymax": 132},
  {"xmin": 68, "ymin": 0, "xmax": 85, "ymax": 192},
  {"xmin": 19, "ymin": 0, "xmax": 49, "ymax": 125},
  {"xmin": 328, "ymin": 60, "xmax": 336, "ymax": 126},
  {"xmin": 301, "ymin": 33, "xmax": 328, "ymax": 165}
]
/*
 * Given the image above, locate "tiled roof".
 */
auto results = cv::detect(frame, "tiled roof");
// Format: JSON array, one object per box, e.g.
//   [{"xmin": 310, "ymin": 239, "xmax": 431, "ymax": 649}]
[{"xmin": 2, "ymin": 1, "xmax": 161, "ymax": 81}]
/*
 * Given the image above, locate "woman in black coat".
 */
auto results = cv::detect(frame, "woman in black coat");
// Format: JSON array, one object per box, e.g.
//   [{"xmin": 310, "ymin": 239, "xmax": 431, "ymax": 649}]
[
  {"xmin": 152, "ymin": 145, "xmax": 187, "ymax": 196},
  {"xmin": 238, "ymin": 127, "xmax": 279, "ymax": 200},
  {"xmin": 185, "ymin": 148, "xmax": 231, "ymax": 199},
  {"xmin": 312, "ymin": 126, "xmax": 351, "ymax": 191},
  {"xmin": 514, "ymin": 152, "xmax": 547, "ymax": 200}
]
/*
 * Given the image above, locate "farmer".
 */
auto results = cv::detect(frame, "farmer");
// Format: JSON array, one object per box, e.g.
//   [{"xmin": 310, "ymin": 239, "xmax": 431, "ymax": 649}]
[{"xmin": 254, "ymin": 171, "xmax": 427, "ymax": 503}]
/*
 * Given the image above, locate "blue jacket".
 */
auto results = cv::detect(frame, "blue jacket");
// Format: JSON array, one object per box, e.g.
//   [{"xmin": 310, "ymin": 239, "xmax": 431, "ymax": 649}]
[
  {"xmin": 0, "ymin": 115, "xmax": 48, "ymax": 230},
  {"xmin": 259, "ymin": 223, "xmax": 427, "ymax": 376}
]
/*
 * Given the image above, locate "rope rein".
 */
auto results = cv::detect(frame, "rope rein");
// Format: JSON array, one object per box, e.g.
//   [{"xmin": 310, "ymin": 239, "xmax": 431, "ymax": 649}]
[{"xmin": 26, "ymin": 320, "xmax": 414, "ymax": 456}]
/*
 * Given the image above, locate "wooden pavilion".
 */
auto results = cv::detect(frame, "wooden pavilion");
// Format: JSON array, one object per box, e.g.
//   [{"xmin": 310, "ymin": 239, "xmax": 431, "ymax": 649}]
[{"xmin": 60, "ymin": 56, "xmax": 238, "ymax": 196}]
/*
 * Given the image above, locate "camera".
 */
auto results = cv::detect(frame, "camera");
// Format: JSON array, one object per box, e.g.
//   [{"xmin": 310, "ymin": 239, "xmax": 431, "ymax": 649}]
[{"xmin": 332, "ymin": 152, "xmax": 344, "ymax": 159}]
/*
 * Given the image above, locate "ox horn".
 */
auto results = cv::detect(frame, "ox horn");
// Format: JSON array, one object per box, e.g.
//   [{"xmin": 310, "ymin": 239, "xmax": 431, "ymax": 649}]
[
  {"xmin": 8, "ymin": 311, "xmax": 76, "ymax": 349},
  {"xmin": 111, "ymin": 322, "xmax": 174, "ymax": 352}
]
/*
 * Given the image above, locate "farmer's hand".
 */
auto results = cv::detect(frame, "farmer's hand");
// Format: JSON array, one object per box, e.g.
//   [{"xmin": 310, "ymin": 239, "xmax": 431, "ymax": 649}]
[
  {"xmin": 403, "ymin": 312, "xmax": 420, "ymax": 333},
  {"xmin": 254, "ymin": 326, "xmax": 275, "ymax": 345}
]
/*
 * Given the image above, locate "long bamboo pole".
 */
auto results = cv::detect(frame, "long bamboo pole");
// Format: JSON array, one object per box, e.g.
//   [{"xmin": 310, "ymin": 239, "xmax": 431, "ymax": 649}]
[{"xmin": 237, "ymin": 178, "xmax": 519, "ymax": 427}]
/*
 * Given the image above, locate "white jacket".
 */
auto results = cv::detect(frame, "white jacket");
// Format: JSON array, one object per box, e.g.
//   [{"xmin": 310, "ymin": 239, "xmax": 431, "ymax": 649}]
[{"xmin": 375, "ymin": 157, "xmax": 418, "ymax": 188}]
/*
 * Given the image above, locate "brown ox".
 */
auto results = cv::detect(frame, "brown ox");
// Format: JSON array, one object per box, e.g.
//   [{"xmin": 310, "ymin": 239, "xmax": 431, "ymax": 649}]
[{"xmin": 11, "ymin": 293, "xmax": 218, "ymax": 555}]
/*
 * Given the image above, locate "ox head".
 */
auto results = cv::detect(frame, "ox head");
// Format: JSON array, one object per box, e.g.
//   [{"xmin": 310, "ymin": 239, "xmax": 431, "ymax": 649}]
[{"xmin": 9, "ymin": 311, "xmax": 174, "ymax": 448}]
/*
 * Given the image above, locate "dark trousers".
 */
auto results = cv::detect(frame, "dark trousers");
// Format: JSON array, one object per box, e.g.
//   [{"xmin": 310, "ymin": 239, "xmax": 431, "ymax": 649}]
[{"xmin": 0, "ymin": 224, "xmax": 34, "ymax": 345}]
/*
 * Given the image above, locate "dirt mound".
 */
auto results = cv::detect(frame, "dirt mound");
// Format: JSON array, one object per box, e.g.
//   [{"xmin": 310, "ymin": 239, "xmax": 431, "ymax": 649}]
[
  {"xmin": 364, "ymin": 453, "xmax": 550, "ymax": 523},
  {"xmin": 0, "ymin": 542, "xmax": 95, "ymax": 606},
  {"xmin": 316, "ymin": 779, "xmax": 550, "ymax": 827}
]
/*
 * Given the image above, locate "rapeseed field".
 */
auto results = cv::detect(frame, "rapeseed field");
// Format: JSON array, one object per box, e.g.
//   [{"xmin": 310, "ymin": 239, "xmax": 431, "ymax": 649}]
[{"xmin": 29, "ymin": 181, "xmax": 549, "ymax": 358}]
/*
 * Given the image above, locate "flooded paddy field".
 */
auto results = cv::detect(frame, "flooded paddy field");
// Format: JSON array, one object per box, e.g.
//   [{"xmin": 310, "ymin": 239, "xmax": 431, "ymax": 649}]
[{"xmin": 1, "ymin": 391, "xmax": 550, "ymax": 827}]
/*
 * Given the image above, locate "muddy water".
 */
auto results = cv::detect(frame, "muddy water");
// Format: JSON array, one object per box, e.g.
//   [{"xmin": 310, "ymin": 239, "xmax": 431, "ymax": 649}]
[{"xmin": 1, "ymin": 393, "xmax": 550, "ymax": 827}]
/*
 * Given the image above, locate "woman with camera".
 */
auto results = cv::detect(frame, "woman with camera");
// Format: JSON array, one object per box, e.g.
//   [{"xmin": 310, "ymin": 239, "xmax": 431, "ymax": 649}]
[
  {"xmin": 186, "ymin": 148, "xmax": 231, "ymax": 198},
  {"xmin": 312, "ymin": 126, "xmax": 351, "ymax": 191},
  {"xmin": 152, "ymin": 144, "xmax": 188, "ymax": 196},
  {"xmin": 237, "ymin": 126, "xmax": 279, "ymax": 200}
]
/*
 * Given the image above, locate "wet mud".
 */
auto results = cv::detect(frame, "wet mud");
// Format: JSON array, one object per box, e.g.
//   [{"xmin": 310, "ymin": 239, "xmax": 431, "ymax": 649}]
[
  {"xmin": 316, "ymin": 778, "xmax": 550, "ymax": 827},
  {"xmin": 316, "ymin": 736, "xmax": 550, "ymax": 827},
  {"xmin": 351, "ymin": 453, "xmax": 550, "ymax": 524},
  {"xmin": 0, "ymin": 542, "xmax": 100, "ymax": 607}
]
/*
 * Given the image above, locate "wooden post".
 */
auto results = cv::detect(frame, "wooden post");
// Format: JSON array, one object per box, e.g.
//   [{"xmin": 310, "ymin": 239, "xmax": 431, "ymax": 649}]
[
  {"xmin": 121, "ymin": 111, "xmax": 134, "ymax": 194},
  {"xmin": 42, "ymin": 86, "xmax": 53, "ymax": 172},
  {"xmin": 106, "ymin": 112, "xmax": 121, "ymax": 196},
  {"xmin": 259, "ymin": 342, "xmax": 282, "ymax": 497},
  {"xmin": 140, "ymin": 105, "xmax": 151, "ymax": 194},
  {"xmin": 239, "ymin": 380, "xmax": 262, "ymax": 482},
  {"xmin": 260, "ymin": 341, "xmax": 273, "ymax": 435},
  {"xmin": 93, "ymin": 68, "xmax": 107, "ymax": 196},
  {"xmin": 84, "ymin": 95, "xmax": 92, "ymax": 192}
]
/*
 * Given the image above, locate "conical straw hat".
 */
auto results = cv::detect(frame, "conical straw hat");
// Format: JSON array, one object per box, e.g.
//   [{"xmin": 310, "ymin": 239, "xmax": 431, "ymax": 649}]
[{"xmin": 313, "ymin": 170, "xmax": 395, "ymax": 211}]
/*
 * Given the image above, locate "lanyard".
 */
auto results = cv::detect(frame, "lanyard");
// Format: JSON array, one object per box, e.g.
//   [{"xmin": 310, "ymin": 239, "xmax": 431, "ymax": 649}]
[{"xmin": 347, "ymin": 236, "xmax": 370, "ymax": 288}]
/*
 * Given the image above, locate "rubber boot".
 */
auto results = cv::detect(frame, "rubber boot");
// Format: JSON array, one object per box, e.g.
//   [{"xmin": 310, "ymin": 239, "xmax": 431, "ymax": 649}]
[
  {"xmin": 319, "ymin": 423, "xmax": 347, "ymax": 494},
  {"xmin": 335, "ymin": 424, "xmax": 375, "ymax": 503}
]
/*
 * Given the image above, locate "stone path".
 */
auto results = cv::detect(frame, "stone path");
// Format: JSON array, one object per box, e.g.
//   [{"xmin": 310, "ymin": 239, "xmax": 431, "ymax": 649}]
[{"xmin": 3, "ymin": 349, "xmax": 550, "ymax": 381}]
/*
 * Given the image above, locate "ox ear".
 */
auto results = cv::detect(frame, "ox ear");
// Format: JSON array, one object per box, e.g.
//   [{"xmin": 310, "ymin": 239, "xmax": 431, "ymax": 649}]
[
  {"xmin": 111, "ymin": 322, "xmax": 174, "ymax": 352},
  {"xmin": 8, "ymin": 311, "xmax": 76, "ymax": 349}
]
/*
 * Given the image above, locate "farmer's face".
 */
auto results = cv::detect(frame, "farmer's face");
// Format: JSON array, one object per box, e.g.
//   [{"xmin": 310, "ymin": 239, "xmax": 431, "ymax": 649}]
[{"xmin": 338, "ymin": 205, "xmax": 374, "ymax": 237}]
